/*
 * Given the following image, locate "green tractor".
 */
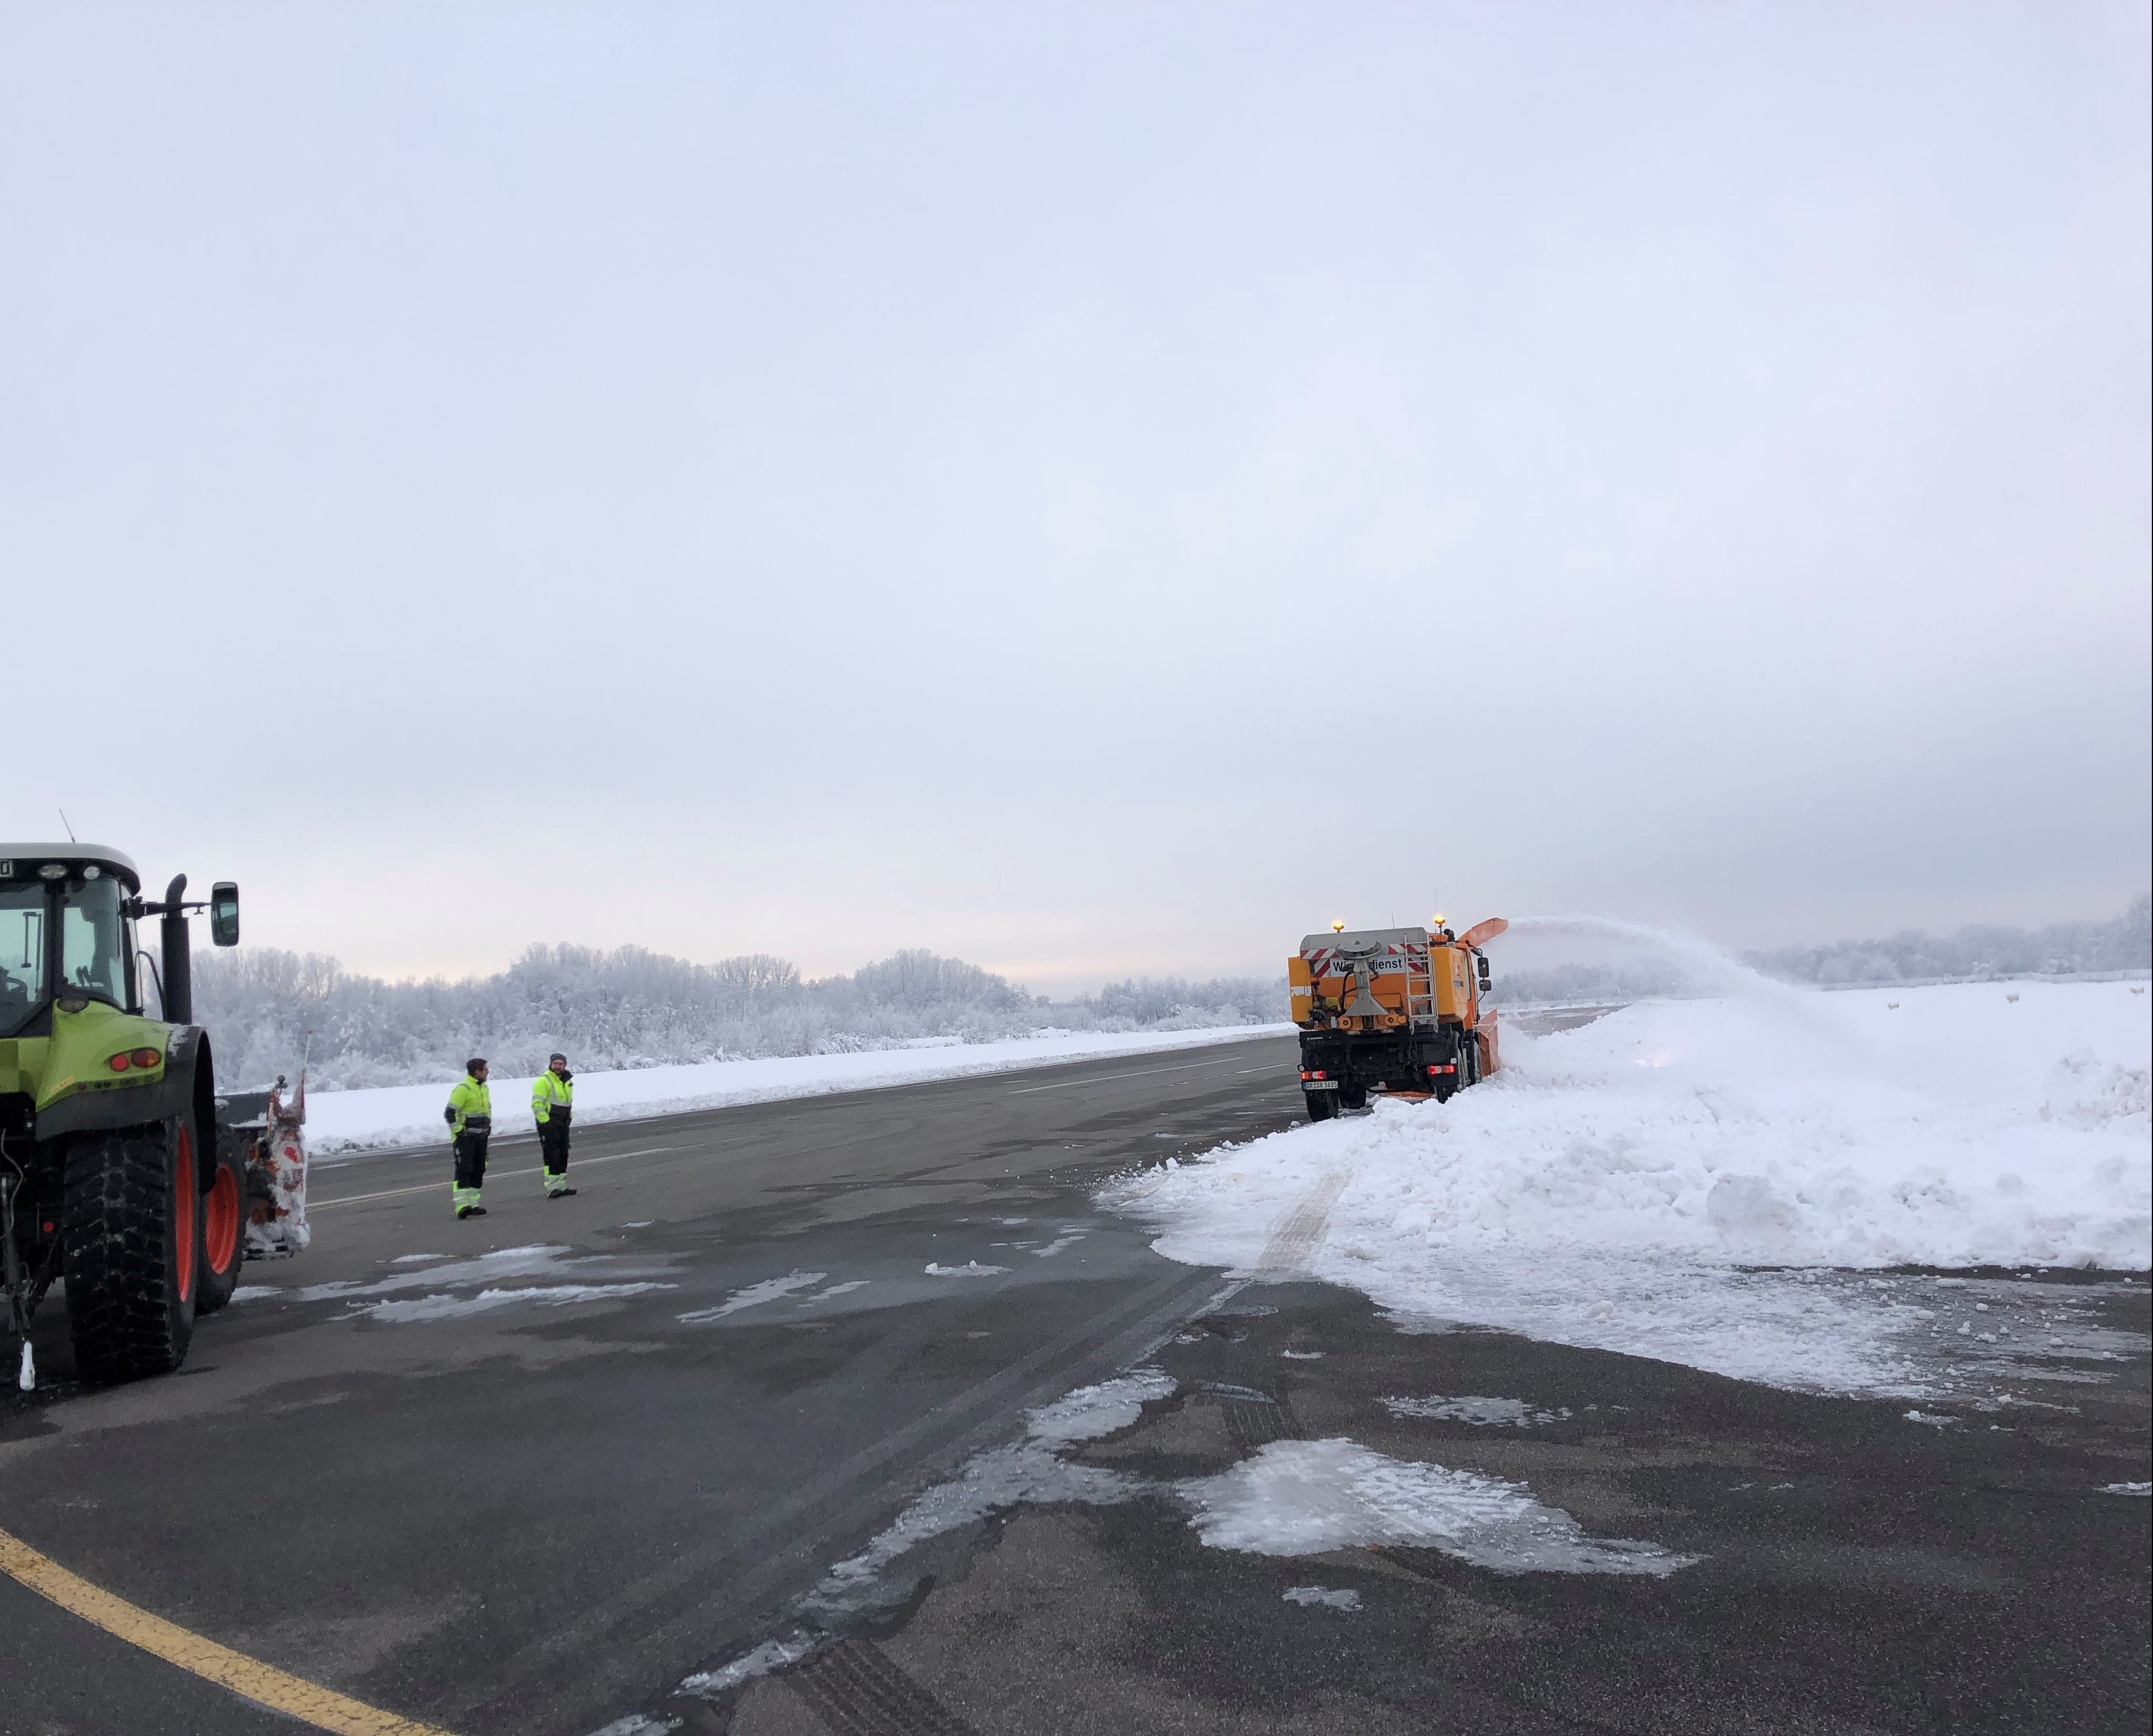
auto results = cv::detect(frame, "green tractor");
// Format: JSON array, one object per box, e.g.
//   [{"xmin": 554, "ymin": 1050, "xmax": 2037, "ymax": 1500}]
[{"xmin": 1, "ymin": 843, "xmax": 246, "ymax": 1387}]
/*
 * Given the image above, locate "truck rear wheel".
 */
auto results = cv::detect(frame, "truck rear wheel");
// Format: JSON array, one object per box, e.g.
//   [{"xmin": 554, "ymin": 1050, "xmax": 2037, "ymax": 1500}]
[
  {"xmin": 194, "ymin": 1134, "xmax": 246, "ymax": 1315},
  {"xmin": 1306, "ymin": 1091, "xmax": 1337, "ymax": 1122},
  {"xmin": 1338, "ymin": 1083, "xmax": 1368, "ymax": 1111},
  {"xmin": 64, "ymin": 1121, "xmax": 198, "ymax": 1382}
]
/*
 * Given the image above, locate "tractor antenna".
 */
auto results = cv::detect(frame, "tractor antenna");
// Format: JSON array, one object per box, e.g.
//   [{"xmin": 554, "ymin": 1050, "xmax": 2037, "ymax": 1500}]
[{"xmin": 58, "ymin": 809, "xmax": 76, "ymax": 843}]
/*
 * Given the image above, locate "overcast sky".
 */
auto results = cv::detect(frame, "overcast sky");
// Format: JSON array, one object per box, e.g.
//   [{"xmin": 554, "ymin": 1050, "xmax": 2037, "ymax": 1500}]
[{"xmin": 4, "ymin": 2, "xmax": 2147, "ymax": 993}]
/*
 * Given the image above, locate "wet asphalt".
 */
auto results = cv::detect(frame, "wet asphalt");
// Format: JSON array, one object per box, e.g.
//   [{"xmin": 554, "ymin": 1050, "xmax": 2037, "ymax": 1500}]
[
  {"xmin": 0, "ymin": 1035, "xmax": 1303, "ymax": 1734},
  {"xmin": 1, "ymin": 1030, "xmax": 2147, "ymax": 1736}
]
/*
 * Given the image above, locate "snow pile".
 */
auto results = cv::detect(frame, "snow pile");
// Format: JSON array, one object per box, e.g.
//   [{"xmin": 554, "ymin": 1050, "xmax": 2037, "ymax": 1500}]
[
  {"xmin": 304, "ymin": 1022, "xmax": 1290, "ymax": 1155},
  {"xmin": 1109, "ymin": 979, "xmax": 2148, "ymax": 1394},
  {"xmin": 1183, "ymin": 1438, "xmax": 1695, "ymax": 1575},
  {"xmin": 1120, "ymin": 980, "xmax": 2148, "ymax": 1271}
]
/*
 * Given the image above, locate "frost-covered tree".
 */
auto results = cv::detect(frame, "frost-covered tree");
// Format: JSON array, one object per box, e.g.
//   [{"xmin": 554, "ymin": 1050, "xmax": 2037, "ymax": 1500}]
[{"xmin": 189, "ymin": 941, "xmax": 1284, "ymax": 1091}]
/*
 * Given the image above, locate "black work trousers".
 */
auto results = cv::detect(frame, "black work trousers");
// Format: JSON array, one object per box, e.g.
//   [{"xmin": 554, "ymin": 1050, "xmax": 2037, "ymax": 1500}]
[
  {"xmin": 539, "ymin": 1119, "xmax": 571, "ymax": 1181},
  {"xmin": 453, "ymin": 1132, "xmax": 490, "ymax": 1194}
]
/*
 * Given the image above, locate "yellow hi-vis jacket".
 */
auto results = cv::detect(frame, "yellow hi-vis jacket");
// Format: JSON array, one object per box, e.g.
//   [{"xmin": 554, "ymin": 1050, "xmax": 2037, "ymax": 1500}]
[
  {"xmin": 446, "ymin": 1076, "xmax": 491, "ymax": 1138},
  {"xmin": 533, "ymin": 1068, "xmax": 572, "ymax": 1123}
]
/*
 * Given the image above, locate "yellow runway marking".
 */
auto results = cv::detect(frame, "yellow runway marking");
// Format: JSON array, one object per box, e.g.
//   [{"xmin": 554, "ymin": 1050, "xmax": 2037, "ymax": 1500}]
[{"xmin": 0, "ymin": 1524, "xmax": 458, "ymax": 1735}]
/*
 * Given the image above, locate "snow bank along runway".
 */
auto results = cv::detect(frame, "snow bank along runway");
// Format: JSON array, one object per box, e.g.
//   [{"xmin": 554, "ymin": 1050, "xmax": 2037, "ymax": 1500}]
[
  {"xmin": 1110, "ymin": 978, "xmax": 2150, "ymax": 1397},
  {"xmin": 301, "ymin": 1021, "xmax": 1294, "ymax": 1155}
]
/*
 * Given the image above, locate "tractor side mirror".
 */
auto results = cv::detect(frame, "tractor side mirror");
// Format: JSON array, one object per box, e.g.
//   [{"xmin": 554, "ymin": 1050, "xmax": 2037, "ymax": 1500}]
[{"xmin": 210, "ymin": 883, "xmax": 240, "ymax": 947}]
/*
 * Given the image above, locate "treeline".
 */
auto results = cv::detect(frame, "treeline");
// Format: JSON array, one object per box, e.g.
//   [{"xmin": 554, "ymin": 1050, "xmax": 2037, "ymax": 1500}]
[
  {"xmin": 1486, "ymin": 895, "xmax": 2151, "ymax": 1007},
  {"xmin": 191, "ymin": 943, "xmax": 1285, "ymax": 1091},
  {"xmin": 1742, "ymin": 894, "xmax": 2150, "ymax": 988}
]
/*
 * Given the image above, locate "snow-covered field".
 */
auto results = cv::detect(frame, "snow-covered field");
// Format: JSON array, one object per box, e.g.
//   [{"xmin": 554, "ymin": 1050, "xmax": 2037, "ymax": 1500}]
[
  {"xmin": 1108, "ymin": 979, "xmax": 2150, "ymax": 1397},
  {"xmin": 304, "ymin": 1023, "xmax": 1291, "ymax": 1157}
]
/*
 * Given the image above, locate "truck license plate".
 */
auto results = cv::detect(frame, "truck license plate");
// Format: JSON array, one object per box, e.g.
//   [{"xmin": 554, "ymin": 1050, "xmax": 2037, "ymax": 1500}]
[{"xmin": 1302, "ymin": 1079, "xmax": 1339, "ymax": 1091}]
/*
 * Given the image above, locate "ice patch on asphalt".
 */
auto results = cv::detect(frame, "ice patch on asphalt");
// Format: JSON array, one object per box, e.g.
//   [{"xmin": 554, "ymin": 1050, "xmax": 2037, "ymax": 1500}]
[
  {"xmin": 297, "ymin": 1245, "xmax": 642, "ymax": 1300},
  {"xmin": 677, "ymin": 1363, "xmax": 1699, "ymax": 1704},
  {"xmin": 804, "ymin": 1371, "xmax": 1174, "ymax": 1616},
  {"xmin": 1184, "ymin": 1439, "xmax": 1697, "ymax": 1575},
  {"xmin": 358, "ymin": 1282, "xmax": 676, "ymax": 1322},
  {"xmin": 1283, "ymin": 1585, "xmax": 1362, "ymax": 1610},
  {"xmin": 235, "ymin": 1244, "xmax": 679, "ymax": 1320},
  {"xmin": 676, "ymin": 1270, "xmax": 827, "ymax": 1324},
  {"xmin": 1027, "ymin": 1370, "xmax": 1178, "ymax": 1445},
  {"xmin": 1106, "ymin": 978, "xmax": 2150, "ymax": 1398},
  {"xmin": 1384, "ymin": 1396, "xmax": 1571, "ymax": 1426},
  {"xmin": 678, "ymin": 1636, "xmax": 818, "ymax": 1696}
]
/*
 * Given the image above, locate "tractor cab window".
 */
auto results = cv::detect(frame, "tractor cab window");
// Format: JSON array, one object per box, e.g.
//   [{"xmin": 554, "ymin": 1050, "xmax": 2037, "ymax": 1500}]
[
  {"xmin": 0, "ymin": 881, "xmax": 44, "ymax": 1036},
  {"xmin": 59, "ymin": 877, "xmax": 130, "ymax": 1010}
]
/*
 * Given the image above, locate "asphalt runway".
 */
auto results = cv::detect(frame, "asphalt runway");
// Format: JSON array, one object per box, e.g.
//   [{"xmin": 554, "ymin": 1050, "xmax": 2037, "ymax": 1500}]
[
  {"xmin": 2, "ymin": 1027, "xmax": 2146, "ymax": 1736},
  {"xmin": 0, "ymin": 1033, "xmax": 1306, "ymax": 1735}
]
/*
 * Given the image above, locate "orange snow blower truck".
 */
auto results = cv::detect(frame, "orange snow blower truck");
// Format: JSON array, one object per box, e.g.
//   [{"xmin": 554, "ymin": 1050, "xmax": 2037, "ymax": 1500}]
[{"xmin": 1289, "ymin": 917, "xmax": 1507, "ymax": 1119}]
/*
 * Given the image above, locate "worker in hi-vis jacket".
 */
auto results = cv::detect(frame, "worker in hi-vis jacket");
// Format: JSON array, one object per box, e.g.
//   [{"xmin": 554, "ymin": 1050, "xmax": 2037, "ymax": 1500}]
[
  {"xmin": 444, "ymin": 1057, "xmax": 493, "ymax": 1219},
  {"xmin": 532, "ymin": 1052, "xmax": 577, "ymax": 1199}
]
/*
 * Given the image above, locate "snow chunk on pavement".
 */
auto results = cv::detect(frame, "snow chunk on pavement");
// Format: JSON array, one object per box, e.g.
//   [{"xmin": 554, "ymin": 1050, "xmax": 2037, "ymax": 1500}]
[
  {"xmin": 360, "ymin": 1282, "xmax": 675, "ymax": 1322},
  {"xmin": 1283, "ymin": 1586, "xmax": 1362, "ymax": 1610},
  {"xmin": 2102, "ymin": 1482, "xmax": 2150, "ymax": 1495},
  {"xmin": 1384, "ymin": 1396, "xmax": 1571, "ymax": 1426},
  {"xmin": 1027, "ymin": 1370, "xmax": 1178, "ymax": 1445},
  {"xmin": 677, "ymin": 1270, "xmax": 827, "ymax": 1323},
  {"xmin": 679, "ymin": 1635, "xmax": 816, "ymax": 1696},
  {"xmin": 925, "ymin": 1261, "xmax": 1009, "ymax": 1276},
  {"xmin": 1183, "ymin": 1439, "xmax": 1698, "ymax": 1576},
  {"xmin": 812, "ymin": 1443, "xmax": 1141, "ymax": 1613}
]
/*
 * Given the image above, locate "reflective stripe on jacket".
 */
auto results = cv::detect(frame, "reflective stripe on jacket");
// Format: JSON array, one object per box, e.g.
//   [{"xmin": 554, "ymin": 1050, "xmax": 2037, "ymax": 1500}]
[
  {"xmin": 533, "ymin": 1069, "xmax": 573, "ymax": 1123},
  {"xmin": 447, "ymin": 1076, "xmax": 492, "ymax": 1137}
]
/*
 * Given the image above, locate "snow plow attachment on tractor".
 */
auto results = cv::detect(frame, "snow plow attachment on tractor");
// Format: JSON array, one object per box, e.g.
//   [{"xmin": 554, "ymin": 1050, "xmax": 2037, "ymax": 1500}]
[{"xmin": 217, "ymin": 1072, "xmax": 311, "ymax": 1260}]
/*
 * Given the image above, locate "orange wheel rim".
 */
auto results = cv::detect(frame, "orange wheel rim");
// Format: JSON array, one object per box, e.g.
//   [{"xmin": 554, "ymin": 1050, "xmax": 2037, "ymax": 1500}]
[
  {"xmin": 203, "ymin": 1165, "xmax": 241, "ymax": 1274},
  {"xmin": 174, "ymin": 1124, "xmax": 196, "ymax": 1304}
]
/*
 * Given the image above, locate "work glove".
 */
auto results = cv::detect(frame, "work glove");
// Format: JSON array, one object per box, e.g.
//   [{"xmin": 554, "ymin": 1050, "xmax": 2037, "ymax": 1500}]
[{"xmin": 443, "ymin": 1106, "xmax": 456, "ymax": 1126}]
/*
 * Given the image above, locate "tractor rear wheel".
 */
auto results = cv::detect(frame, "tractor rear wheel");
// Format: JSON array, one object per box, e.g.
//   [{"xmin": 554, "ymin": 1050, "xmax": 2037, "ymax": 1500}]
[
  {"xmin": 194, "ymin": 1132, "xmax": 246, "ymax": 1315},
  {"xmin": 64, "ymin": 1121, "xmax": 198, "ymax": 1382}
]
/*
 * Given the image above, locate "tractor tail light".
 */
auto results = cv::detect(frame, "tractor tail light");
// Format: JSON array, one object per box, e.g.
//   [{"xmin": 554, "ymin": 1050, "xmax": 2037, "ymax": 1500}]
[
  {"xmin": 131, "ymin": 1048, "xmax": 161, "ymax": 1068},
  {"xmin": 107, "ymin": 1053, "xmax": 131, "ymax": 1071}
]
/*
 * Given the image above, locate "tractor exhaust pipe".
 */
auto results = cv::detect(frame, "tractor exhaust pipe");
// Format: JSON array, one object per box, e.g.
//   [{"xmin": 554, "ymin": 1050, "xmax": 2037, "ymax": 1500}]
[{"xmin": 160, "ymin": 874, "xmax": 192, "ymax": 1025}]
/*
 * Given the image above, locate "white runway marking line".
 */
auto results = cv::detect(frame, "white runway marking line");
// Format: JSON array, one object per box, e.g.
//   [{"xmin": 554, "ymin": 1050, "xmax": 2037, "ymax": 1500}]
[
  {"xmin": 1005, "ymin": 1058, "xmax": 1240, "ymax": 1095},
  {"xmin": 312, "ymin": 1145, "xmax": 688, "ymax": 1209}
]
